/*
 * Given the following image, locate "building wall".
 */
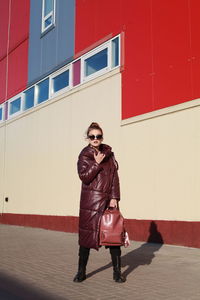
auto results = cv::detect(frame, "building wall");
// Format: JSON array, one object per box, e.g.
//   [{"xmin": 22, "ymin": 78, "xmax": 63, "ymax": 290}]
[
  {"xmin": 0, "ymin": 126, "xmax": 5, "ymax": 213},
  {"xmin": 1, "ymin": 1, "xmax": 200, "ymax": 248},
  {"xmin": 1, "ymin": 69, "xmax": 200, "ymax": 247},
  {"xmin": 120, "ymin": 105, "xmax": 200, "ymax": 221},
  {"xmin": 75, "ymin": 0, "xmax": 200, "ymax": 119},
  {"xmin": 0, "ymin": 0, "xmax": 30, "ymax": 103},
  {"xmin": 28, "ymin": 0, "xmax": 75, "ymax": 85},
  {"xmin": 0, "ymin": 70, "xmax": 121, "ymax": 216},
  {"xmin": 0, "ymin": 0, "xmax": 9, "ymax": 103},
  {"xmin": 2, "ymin": 0, "xmax": 200, "ymax": 119}
]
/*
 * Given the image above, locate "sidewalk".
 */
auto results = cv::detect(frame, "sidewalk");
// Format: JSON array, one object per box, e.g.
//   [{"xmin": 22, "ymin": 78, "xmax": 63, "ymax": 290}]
[{"xmin": 0, "ymin": 224, "xmax": 200, "ymax": 300}]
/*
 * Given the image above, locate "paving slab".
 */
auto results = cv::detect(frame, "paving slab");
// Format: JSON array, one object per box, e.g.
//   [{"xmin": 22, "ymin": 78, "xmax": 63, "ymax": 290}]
[{"xmin": 0, "ymin": 224, "xmax": 200, "ymax": 300}]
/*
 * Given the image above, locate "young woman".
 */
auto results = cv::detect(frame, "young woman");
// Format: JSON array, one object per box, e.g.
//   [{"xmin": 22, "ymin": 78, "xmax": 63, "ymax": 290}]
[{"xmin": 73, "ymin": 122, "xmax": 125, "ymax": 283}]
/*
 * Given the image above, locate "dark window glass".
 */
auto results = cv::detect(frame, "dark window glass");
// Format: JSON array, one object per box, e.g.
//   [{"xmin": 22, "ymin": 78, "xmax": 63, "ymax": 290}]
[
  {"xmin": 10, "ymin": 98, "xmax": 21, "ymax": 115},
  {"xmin": 85, "ymin": 48, "xmax": 108, "ymax": 77},
  {"xmin": 24, "ymin": 87, "xmax": 34, "ymax": 110},
  {"xmin": 44, "ymin": 0, "xmax": 53, "ymax": 16},
  {"xmin": 37, "ymin": 79, "xmax": 49, "ymax": 104},
  {"xmin": 0, "ymin": 108, "xmax": 2, "ymax": 120},
  {"xmin": 53, "ymin": 70, "xmax": 69, "ymax": 93},
  {"xmin": 45, "ymin": 15, "xmax": 52, "ymax": 28}
]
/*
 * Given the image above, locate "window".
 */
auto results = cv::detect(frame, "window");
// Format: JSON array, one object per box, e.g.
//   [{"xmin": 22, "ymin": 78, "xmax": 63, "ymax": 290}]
[
  {"xmin": 42, "ymin": 0, "xmax": 55, "ymax": 33},
  {"xmin": 112, "ymin": 37, "xmax": 120, "ymax": 68},
  {"xmin": 82, "ymin": 35, "xmax": 120, "ymax": 82},
  {"xmin": 85, "ymin": 48, "xmax": 108, "ymax": 77},
  {"xmin": 1, "ymin": 35, "xmax": 120, "ymax": 122},
  {"xmin": 52, "ymin": 69, "xmax": 70, "ymax": 94},
  {"xmin": 0, "ymin": 106, "xmax": 3, "ymax": 122},
  {"xmin": 9, "ymin": 97, "xmax": 21, "ymax": 116},
  {"xmin": 82, "ymin": 45, "xmax": 109, "ymax": 82},
  {"xmin": 24, "ymin": 87, "xmax": 35, "ymax": 110},
  {"xmin": 37, "ymin": 78, "xmax": 49, "ymax": 104}
]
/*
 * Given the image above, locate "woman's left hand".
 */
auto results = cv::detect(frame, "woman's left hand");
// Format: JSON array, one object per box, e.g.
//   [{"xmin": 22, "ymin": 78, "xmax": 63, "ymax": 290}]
[{"xmin": 109, "ymin": 199, "xmax": 118, "ymax": 208}]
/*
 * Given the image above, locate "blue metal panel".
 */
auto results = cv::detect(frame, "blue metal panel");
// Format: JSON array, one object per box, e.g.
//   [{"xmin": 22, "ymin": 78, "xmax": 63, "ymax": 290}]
[
  {"xmin": 28, "ymin": 0, "xmax": 42, "ymax": 85},
  {"xmin": 28, "ymin": 0, "xmax": 75, "ymax": 85},
  {"xmin": 57, "ymin": 0, "xmax": 75, "ymax": 65}
]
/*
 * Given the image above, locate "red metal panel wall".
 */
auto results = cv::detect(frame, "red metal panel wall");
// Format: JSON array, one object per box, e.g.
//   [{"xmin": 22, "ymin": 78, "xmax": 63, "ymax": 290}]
[
  {"xmin": 0, "ymin": 59, "xmax": 7, "ymax": 104},
  {"xmin": 7, "ymin": 0, "xmax": 30, "ymax": 101},
  {"xmin": 0, "ymin": 0, "xmax": 30, "ymax": 103},
  {"xmin": 152, "ymin": 0, "xmax": 192, "ymax": 110},
  {"xmin": 75, "ymin": 0, "xmax": 123, "ymax": 55},
  {"xmin": 0, "ymin": 1, "xmax": 9, "ymax": 103},
  {"xmin": 123, "ymin": 0, "xmax": 200, "ymax": 118},
  {"xmin": 189, "ymin": 0, "xmax": 200, "ymax": 99},
  {"xmin": 7, "ymin": 40, "xmax": 29, "ymax": 100},
  {"xmin": 122, "ymin": 0, "xmax": 154, "ymax": 118},
  {"xmin": 0, "ymin": 0, "xmax": 9, "ymax": 60},
  {"xmin": 75, "ymin": 0, "xmax": 200, "ymax": 120},
  {"xmin": 9, "ymin": 0, "xmax": 30, "ymax": 52}
]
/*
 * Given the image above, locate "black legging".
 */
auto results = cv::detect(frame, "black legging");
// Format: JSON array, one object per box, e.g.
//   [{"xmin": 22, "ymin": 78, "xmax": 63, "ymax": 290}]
[
  {"xmin": 79, "ymin": 245, "xmax": 121, "ymax": 257},
  {"xmin": 109, "ymin": 246, "xmax": 121, "ymax": 257}
]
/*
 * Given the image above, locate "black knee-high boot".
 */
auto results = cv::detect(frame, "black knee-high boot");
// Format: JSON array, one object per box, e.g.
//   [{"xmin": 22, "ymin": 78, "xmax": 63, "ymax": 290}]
[
  {"xmin": 109, "ymin": 246, "xmax": 126, "ymax": 283},
  {"xmin": 73, "ymin": 246, "xmax": 90, "ymax": 282}
]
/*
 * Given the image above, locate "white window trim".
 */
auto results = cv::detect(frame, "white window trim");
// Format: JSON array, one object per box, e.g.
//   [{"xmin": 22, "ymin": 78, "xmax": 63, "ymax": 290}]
[
  {"xmin": 41, "ymin": 0, "xmax": 56, "ymax": 33},
  {"xmin": 111, "ymin": 35, "xmax": 121, "ymax": 70},
  {"xmin": 0, "ymin": 104, "xmax": 4, "ymax": 122},
  {"xmin": 49, "ymin": 64, "xmax": 72, "ymax": 98},
  {"xmin": 8, "ymin": 94, "xmax": 23, "ymax": 119},
  {"xmin": 81, "ymin": 42, "xmax": 111, "ymax": 84}
]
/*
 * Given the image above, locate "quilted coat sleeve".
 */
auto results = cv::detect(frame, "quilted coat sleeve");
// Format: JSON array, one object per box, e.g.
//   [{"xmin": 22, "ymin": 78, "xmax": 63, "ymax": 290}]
[
  {"xmin": 77, "ymin": 154, "xmax": 103, "ymax": 185},
  {"xmin": 110, "ymin": 168, "xmax": 120, "ymax": 200}
]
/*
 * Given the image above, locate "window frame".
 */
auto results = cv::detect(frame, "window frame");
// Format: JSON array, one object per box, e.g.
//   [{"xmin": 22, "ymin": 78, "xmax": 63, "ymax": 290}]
[
  {"xmin": 81, "ymin": 42, "xmax": 111, "ymax": 83},
  {"xmin": 8, "ymin": 94, "xmax": 22, "ymax": 119},
  {"xmin": 0, "ymin": 104, "xmax": 4, "ymax": 123},
  {"xmin": 22, "ymin": 85, "xmax": 36, "ymax": 112},
  {"xmin": 41, "ymin": 0, "xmax": 56, "ymax": 34},
  {"xmin": 49, "ymin": 64, "xmax": 72, "ymax": 97},
  {"xmin": 111, "ymin": 35, "xmax": 121, "ymax": 69},
  {"xmin": 35, "ymin": 77, "xmax": 50, "ymax": 105}
]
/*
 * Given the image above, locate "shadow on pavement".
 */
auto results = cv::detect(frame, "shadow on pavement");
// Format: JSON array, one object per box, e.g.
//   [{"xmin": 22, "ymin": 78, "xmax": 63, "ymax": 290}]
[
  {"xmin": 87, "ymin": 221, "xmax": 163, "ymax": 280},
  {"xmin": 0, "ymin": 272, "xmax": 66, "ymax": 300},
  {"xmin": 121, "ymin": 241, "xmax": 163, "ymax": 279}
]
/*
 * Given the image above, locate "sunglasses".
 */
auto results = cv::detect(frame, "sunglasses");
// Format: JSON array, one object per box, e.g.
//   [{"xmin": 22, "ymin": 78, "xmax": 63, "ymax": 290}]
[{"xmin": 88, "ymin": 134, "xmax": 103, "ymax": 140}]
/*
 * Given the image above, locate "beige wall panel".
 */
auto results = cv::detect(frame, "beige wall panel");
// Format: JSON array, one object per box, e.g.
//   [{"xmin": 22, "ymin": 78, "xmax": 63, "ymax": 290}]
[
  {"xmin": 2, "ymin": 70, "xmax": 200, "ymax": 222},
  {"xmin": 0, "ymin": 125, "xmax": 5, "ymax": 213},
  {"xmin": 120, "ymin": 106, "xmax": 200, "ymax": 221},
  {"xmin": 3, "ymin": 102, "xmax": 72, "ymax": 215},
  {"xmin": 63, "ymin": 73, "xmax": 121, "ymax": 216},
  {"xmin": 2, "ymin": 73, "xmax": 121, "ymax": 216}
]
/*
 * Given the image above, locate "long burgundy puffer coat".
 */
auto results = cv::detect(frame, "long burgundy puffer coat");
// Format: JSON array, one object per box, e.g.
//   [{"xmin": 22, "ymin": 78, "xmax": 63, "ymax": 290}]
[{"xmin": 77, "ymin": 143, "xmax": 120, "ymax": 250}]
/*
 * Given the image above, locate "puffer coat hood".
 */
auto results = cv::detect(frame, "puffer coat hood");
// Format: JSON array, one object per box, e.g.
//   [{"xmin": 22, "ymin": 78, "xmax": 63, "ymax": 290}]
[{"xmin": 77, "ymin": 143, "xmax": 120, "ymax": 250}]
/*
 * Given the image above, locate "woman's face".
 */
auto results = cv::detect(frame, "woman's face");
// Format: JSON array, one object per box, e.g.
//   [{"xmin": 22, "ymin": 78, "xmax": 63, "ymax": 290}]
[{"xmin": 87, "ymin": 129, "xmax": 103, "ymax": 148}]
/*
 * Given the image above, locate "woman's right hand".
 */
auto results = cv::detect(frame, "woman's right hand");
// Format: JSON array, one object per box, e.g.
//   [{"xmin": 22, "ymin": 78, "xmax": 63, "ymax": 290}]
[{"xmin": 94, "ymin": 152, "xmax": 105, "ymax": 164}]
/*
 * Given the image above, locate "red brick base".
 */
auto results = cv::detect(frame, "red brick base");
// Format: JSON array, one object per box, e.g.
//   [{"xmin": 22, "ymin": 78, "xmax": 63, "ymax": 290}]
[
  {"xmin": 0, "ymin": 213, "xmax": 199, "ymax": 248},
  {"xmin": 124, "ymin": 219, "xmax": 200, "ymax": 248},
  {"xmin": 0, "ymin": 213, "xmax": 78, "ymax": 233}
]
